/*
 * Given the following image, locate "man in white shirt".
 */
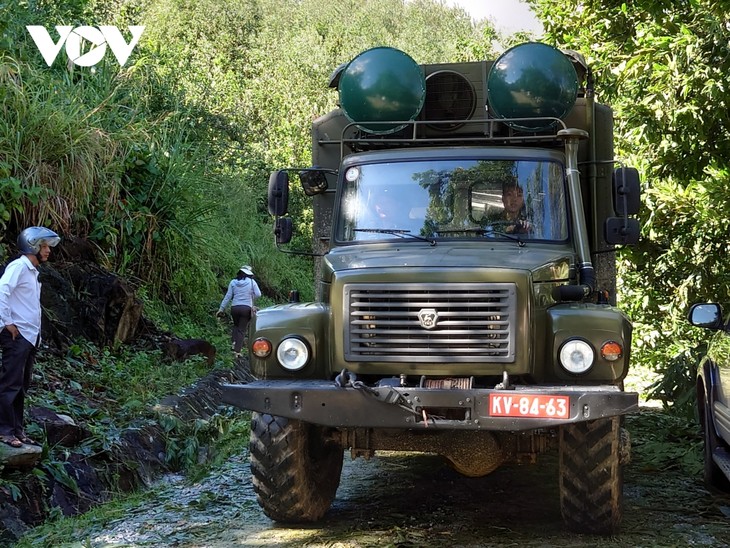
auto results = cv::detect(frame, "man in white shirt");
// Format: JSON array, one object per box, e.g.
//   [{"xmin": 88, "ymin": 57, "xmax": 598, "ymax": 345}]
[{"xmin": 0, "ymin": 227, "xmax": 60, "ymax": 448}]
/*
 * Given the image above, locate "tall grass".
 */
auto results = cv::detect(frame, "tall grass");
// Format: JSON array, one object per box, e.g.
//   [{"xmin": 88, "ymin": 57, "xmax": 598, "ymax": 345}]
[
  {"xmin": 0, "ymin": 15, "xmax": 298, "ymax": 316},
  {"xmin": 1, "ymin": 0, "xmax": 487, "ymax": 321}
]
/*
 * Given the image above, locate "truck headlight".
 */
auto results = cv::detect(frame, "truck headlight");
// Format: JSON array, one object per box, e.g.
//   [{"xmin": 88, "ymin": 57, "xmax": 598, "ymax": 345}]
[
  {"xmin": 559, "ymin": 339, "xmax": 594, "ymax": 374},
  {"xmin": 277, "ymin": 337, "xmax": 310, "ymax": 371}
]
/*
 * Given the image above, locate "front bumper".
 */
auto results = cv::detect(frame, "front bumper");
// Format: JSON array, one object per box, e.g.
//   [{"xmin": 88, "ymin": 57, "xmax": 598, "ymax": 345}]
[{"xmin": 220, "ymin": 380, "xmax": 638, "ymax": 431}]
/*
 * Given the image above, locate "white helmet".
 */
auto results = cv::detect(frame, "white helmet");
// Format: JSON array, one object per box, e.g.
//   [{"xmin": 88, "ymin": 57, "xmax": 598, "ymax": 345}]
[{"xmin": 17, "ymin": 226, "xmax": 61, "ymax": 255}]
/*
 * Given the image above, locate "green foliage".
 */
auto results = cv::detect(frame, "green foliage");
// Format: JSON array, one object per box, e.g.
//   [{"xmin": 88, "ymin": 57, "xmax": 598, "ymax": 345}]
[
  {"xmin": 157, "ymin": 409, "xmax": 250, "ymax": 472},
  {"xmin": 528, "ymin": 0, "xmax": 730, "ymax": 412},
  {"xmin": 14, "ymin": 489, "xmax": 151, "ymax": 548},
  {"xmin": 185, "ymin": 407, "xmax": 251, "ymax": 481},
  {"xmin": 0, "ymin": 0, "xmax": 508, "ymax": 315},
  {"xmin": 0, "ymin": 475, "xmax": 22, "ymax": 502},
  {"xmin": 0, "ymin": 168, "xmax": 45, "ymax": 230},
  {"xmin": 236, "ymin": 0, "xmax": 483, "ymax": 170},
  {"xmin": 42, "ymin": 460, "xmax": 80, "ymax": 495},
  {"xmin": 28, "ymin": 339, "xmax": 225, "ymax": 453},
  {"xmin": 627, "ymin": 409, "xmax": 703, "ymax": 477},
  {"xmin": 646, "ymin": 344, "xmax": 704, "ymax": 420}
]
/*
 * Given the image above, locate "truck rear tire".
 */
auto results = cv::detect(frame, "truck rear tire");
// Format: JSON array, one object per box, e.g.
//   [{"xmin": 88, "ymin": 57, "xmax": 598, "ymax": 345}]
[
  {"xmin": 559, "ymin": 417, "xmax": 622, "ymax": 535},
  {"xmin": 249, "ymin": 412, "xmax": 343, "ymax": 522}
]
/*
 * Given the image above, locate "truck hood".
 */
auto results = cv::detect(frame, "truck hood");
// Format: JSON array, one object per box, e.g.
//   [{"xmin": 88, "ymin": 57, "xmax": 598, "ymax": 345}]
[{"xmin": 325, "ymin": 243, "xmax": 573, "ymax": 282}]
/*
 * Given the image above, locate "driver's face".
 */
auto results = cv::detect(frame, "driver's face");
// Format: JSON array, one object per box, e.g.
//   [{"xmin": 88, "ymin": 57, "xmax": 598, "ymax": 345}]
[{"xmin": 502, "ymin": 188, "xmax": 524, "ymax": 213}]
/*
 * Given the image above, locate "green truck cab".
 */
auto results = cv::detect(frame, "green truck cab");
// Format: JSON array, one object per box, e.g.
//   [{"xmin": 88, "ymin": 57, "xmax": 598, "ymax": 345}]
[{"xmin": 221, "ymin": 42, "xmax": 642, "ymax": 535}]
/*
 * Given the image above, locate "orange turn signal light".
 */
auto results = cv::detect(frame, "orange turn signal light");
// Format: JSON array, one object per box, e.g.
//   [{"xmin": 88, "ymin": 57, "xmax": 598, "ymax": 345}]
[
  {"xmin": 600, "ymin": 341, "xmax": 623, "ymax": 361},
  {"xmin": 252, "ymin": 338, "xmax": 272, "ymax": 358}
]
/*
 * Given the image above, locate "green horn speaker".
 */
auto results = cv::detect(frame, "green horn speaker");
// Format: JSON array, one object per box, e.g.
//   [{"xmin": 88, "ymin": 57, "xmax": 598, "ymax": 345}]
[
  {"xmin": 339, "ymin": 47, "xmax": 426, "ymax": 134},
  {"xmin": 487, "ymin": 42, "xmax": 578, "ymax": 131}
]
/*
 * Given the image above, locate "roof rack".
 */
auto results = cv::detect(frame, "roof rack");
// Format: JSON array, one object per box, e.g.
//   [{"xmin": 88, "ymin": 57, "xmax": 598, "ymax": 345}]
[{"xmin": 317, "ymin": 118, "xmax": 570, "ymax": 159}]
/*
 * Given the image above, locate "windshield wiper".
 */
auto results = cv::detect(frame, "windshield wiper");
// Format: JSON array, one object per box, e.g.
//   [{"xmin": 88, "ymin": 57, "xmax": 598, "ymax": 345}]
[
  {"xmin": 435, "ymin": 227, "xmax": 526, "ymax": 247},
  {"xmin": 354, "ymin": 228, "xmax": 436, "ymax": 246},
  {"xmin": 435, "ymin": 228, "xmax": 488, "ymax": 235},
  {"xmin": 485, "ymin": 227, "xmax": 526, "ymax": 247}
]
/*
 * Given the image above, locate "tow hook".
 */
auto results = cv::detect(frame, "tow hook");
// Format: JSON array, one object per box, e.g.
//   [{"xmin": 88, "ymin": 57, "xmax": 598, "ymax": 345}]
[
  {"xmin": 494, "ymin": 371, "xmax": 514, "ymax": 390},
  {"xmin": 335, "ymin": 368, "xmax": 418, "ymax": 416},
  {"xmin": 334, "ymin": 368, "xmax": 356, "ymax": 388}
]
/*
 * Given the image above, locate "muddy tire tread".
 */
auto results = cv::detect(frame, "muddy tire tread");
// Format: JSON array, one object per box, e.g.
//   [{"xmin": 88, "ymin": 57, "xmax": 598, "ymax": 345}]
[
  {"xmin": 559, "ymin": 417, "xmax": 622, "ymax": 535},
  {"xmin": 249, "ymin": 412, "xmax": 343, "ymax": 523}
]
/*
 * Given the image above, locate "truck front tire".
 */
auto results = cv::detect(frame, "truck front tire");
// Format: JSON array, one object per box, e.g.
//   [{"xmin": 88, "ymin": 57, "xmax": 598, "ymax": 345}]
[
  {"xmin": 249, "ymin": 412, "xmax": 344, "ymax": 522},
  {"xmin": 559, "ymin": 416, "xmax": 622, "ymax": 535}
]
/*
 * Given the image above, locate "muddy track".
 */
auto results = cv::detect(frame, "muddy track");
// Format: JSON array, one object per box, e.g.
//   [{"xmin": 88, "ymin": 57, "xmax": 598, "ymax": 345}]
[{"xmin": 55, "ymin": 409, "xmax": 730, "ymax": 548}]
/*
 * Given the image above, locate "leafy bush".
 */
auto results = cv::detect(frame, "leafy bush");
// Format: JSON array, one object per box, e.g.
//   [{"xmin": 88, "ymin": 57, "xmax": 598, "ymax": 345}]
[
  {"xmin": 530, "ymin": 0, "xmax": 730, "ymax": 412},
  {"xmin": 627, "ymin": 409, "xmax": 703, "ymax": 477},
  {"xmin": 646, "ymin": 344, "xmax": 705, "ymax": 420}
]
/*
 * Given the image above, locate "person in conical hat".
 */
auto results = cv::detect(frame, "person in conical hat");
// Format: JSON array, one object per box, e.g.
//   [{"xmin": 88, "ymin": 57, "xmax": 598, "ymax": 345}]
[{"xmin": 217, "ymin": 265, "xmax": 261, "ymax": 357}]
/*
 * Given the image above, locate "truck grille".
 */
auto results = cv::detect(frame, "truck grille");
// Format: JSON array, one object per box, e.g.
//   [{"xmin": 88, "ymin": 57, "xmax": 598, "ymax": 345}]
[{"xmin": 344, "ymin": 283, "xmax": 516, "ymax": 363}]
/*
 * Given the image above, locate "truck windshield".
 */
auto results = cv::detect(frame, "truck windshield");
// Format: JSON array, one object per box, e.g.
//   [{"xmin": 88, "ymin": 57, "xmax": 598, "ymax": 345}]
[{"xmin": 337, "ymin": 158, "xmax": 569, "ymax": 242}]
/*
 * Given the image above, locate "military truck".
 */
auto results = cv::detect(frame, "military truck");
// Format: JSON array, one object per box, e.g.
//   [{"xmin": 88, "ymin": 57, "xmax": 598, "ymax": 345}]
[{"xmin": 221, "ymin": 42, "xmax": 642, "ymax": 535}]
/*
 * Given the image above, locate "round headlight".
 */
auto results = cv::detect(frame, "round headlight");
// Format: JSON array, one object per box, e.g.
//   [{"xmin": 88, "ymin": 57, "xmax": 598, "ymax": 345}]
[
  {"xmin": 277, "ymin": 338, "xmax": 309, "ymax": 371},
  {"xmin": 559, "ymin": 339, "xmax": 594, "ymax": 374}
]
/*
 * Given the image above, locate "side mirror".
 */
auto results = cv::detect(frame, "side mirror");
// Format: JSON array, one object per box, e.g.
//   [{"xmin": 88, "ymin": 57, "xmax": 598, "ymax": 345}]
[
  {"xmin": 299, "ymin": 170, "xmax": 329, "ymax": 196},
  {"xmin": 268, "ymin": 171, "xmax": 290, "ymax": 216},
  {"xmin": 274, "ymin": 217, "xmax": 293, "ymax": 245},
  {"xmin": 612, "ymin": 167, "xmax": 641, "ymax": 216},
  {"xmin": 604, "ymin": 217, "xmax": 640, "ymax": 245},
  {"xmin": 688, "ymin": 303, "xmax": 723, "ymax": 330}
]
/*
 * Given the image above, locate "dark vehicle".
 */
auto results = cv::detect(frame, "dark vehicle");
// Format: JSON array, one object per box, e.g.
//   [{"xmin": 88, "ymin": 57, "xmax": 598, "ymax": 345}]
[
  {"xmin": 222, "ymin": 42, "xmax": 642, "ymax": 535},
  {"xmin": 687, "ymin": 303, "xmax": 730, "ymax": 490}
]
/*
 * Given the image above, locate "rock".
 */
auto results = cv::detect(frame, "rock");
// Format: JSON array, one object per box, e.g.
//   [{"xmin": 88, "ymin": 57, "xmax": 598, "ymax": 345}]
[
  {"xmin": 0, "ymin": 442, "xmax": 42, "ymax": 470},
  {"xmin": 0, "ymin": 504, "xmax": 29, "ymax": 542},
  {"xmin": 47, "ymin": 455, "xmax": 107, "ymax": 516},
  {"xmin": 28, "ymin": 407, "xmax": 86, "ymax": 447},
  {"xmin": 54, "ymin": 236, "xmax": 97, "ymax": 263},
  {"xmin": 111, "ymin": 426, "xmax": 167, "ymax": 490},
  {"xmin": 39, "ymin": 260, "xmax": 144, "ymax": 352}
]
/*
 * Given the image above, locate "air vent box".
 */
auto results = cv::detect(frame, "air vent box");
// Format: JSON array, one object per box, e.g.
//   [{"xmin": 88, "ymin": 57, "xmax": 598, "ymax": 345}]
[{"xmin": 419, "ymin": 61, "xmax": 490, "ymax": 137}]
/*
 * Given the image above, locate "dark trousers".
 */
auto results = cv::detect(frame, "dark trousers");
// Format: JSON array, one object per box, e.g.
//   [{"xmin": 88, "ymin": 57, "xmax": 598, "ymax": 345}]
[
  {"xmin": 0, "ymin": 330, "xmax": 36, "ymax": 438},
  {"xmin": 230, "ymin": 305, "xmax": 252, "ymax": 353}
]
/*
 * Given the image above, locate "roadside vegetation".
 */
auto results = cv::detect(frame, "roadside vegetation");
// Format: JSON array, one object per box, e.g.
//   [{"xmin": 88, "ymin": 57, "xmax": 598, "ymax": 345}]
[
  {"xmin": 0, "ymin": 0, "xmax": 729, "ymax": 542},
  {"xmin": 530, "ymin": 0, "xmax": 730, "ymax": 420}
]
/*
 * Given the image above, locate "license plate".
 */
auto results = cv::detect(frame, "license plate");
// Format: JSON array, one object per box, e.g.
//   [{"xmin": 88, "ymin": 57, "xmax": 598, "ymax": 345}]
[{"xmin": 489, "ymin": 394, "xmax": 570, "ymax": 419}]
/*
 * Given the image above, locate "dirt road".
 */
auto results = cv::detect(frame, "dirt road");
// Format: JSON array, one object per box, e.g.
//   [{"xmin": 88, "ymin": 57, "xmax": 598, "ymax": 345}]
[{"xmin": 47, "ymin": 408, "xmax": 730, "ymax": 548}]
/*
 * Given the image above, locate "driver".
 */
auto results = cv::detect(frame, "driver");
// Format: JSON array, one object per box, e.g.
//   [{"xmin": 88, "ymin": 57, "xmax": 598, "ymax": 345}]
[{"xmin": 495, "ymin": 181, "xmax": 531, "ymax": 234}]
